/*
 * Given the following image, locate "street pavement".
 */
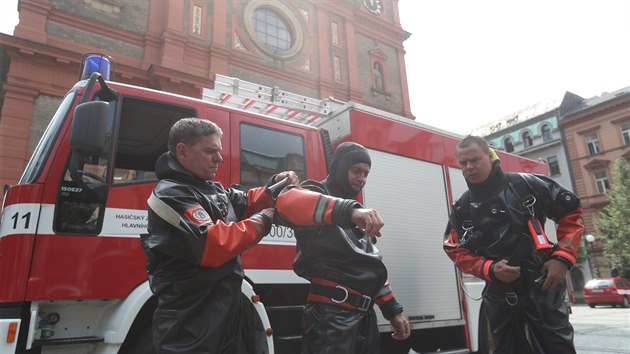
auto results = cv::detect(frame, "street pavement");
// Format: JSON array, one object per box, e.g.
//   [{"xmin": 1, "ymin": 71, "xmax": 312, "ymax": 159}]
[
  {"xmin": 408, "ymin": 303, "xmax": 629, "ymax": 354},
  {"xmin": 571, "ymin": 303, "xmax": 630, "ymax": 354}
]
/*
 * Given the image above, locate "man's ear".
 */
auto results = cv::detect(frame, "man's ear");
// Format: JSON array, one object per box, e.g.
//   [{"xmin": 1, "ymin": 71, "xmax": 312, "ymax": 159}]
[{"xmin": 176, "ymin": 143, "xmax": 188, "ymax": 160}]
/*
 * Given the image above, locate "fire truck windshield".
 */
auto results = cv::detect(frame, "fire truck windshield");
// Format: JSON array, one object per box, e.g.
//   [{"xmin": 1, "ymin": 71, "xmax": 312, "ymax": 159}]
[{"xmin": 19, "ymin": 91, "xmax": 77, "ymax": 184}]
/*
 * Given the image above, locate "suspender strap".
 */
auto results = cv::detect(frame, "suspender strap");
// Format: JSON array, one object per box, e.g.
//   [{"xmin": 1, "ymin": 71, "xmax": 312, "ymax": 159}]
[{"xmin": 508, "ymin": 173, "xmax": 537, "ymax": 212}]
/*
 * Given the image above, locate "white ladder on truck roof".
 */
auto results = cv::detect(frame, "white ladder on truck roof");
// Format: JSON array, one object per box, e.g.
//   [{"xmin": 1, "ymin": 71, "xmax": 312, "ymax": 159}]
[{"xmin": 201, "ymin": 74, "xmax": 341, "ymax": 126}]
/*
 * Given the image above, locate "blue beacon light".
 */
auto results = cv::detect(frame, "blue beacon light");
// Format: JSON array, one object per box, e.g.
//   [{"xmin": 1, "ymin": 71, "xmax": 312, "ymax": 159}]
[{"xmin": 79, "ymin": 53, "xmax": 114, "ymax": 80}]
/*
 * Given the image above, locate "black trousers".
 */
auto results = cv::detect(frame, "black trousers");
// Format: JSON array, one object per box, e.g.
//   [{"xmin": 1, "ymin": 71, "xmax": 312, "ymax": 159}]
[
  {"xmin": 153, "ymin": 291, "xmax": 262, "ymax": 354},
  {"xmin": 482, "ymin": 280, "xmax": 575, "ymax": 354},
  {"xmin": 301, "ymin": 303, "xmax": 381, "ymax": 354}
]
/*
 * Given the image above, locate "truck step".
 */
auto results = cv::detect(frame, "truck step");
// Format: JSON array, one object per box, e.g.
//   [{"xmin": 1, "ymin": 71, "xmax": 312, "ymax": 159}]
[{"xmin": 33, "ymin": 336, "xmax": 104, "ymax": 347}]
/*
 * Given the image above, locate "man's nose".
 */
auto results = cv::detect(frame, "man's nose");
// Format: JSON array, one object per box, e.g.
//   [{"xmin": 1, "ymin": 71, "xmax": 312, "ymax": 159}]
[{"xmin": 215, "ymin": 153, "xmax": 224, "ymax": 163}]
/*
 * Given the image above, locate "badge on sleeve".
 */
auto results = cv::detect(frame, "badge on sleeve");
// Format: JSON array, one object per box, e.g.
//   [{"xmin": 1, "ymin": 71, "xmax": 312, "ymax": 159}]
[{"xmin": 184, "ymin": 206, "xmax": 213, "ymax": 225}]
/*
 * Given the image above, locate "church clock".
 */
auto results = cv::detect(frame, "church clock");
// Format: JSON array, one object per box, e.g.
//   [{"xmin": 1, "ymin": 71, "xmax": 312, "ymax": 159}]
[{"xmin": 362, "ymin": 0, "xmax": 382, "ymax": 15}]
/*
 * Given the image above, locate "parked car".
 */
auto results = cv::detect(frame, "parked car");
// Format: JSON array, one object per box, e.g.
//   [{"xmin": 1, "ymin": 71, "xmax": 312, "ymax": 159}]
[{"xmin": 583, "ymin": 277, "xmax": 630, "ymax": 308}]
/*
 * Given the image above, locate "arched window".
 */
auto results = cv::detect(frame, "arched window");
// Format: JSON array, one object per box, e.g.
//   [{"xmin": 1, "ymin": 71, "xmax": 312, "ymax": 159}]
[
  {"xmin": 541, "ymin": 124, "xmax": 553, "ymax": 141},
  {"xmin": 522, "ymin": 131, "xmax": 533, "ymax": 148},
  {"xmin": 504, "ymin": 137, "xmax": 514, "ymax": 153}
]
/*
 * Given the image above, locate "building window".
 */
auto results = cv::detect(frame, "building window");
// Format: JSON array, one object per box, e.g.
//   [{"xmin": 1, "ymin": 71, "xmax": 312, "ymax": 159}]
[
  {"xmin": 547, "ymin": 155, "xmax": 560, "ymax": 176},
  {"xmin": 621, "ymin": 122, "xmax": 630, "ymax": 145},
  {"xmin": 192, "ymin": 5, "xmax": 203, "ymax": 36},
  {"xmin": 541, "ymin": 124, "xmax": 553, "ymax": 141},
  {"xmin": 253, "ymin": 8, "xmax": 292, "ymax": 50},
  {"xmin": 585, "ymin": 133, "xmax": 601, "ymax": 155},
  {"xmin": 373, "ymin": 62, "xmax": 384, "ymax": 92},
  {"xmin": 504, "ymin": 137, "xmax": 514, "ymax": 153},
  {"xmin": 594, "ymin": 170, "xmax": 609, "ymax": 195},
  {"xmin": 331, "ymin": 21, "xmax": 339, "ymax": 46},
  {"xmin": 522, "ymin": 131, "xmax": 533, "ymax": 148},
  {"xmin": 244, "ymin": 1, "xmax": 304, "ymax": 59},
  {"xmin": 333, "ymin": 56, "xmax": 342, "ymax": 82}
]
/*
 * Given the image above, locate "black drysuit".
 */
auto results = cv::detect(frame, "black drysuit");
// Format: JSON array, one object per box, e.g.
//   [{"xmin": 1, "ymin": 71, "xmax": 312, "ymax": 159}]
[
  {"xmin": 141, "ymin": 152, "xmax": 274, "ymax": 354},
  {"xmin": 444, "ymin": 161, "xmax": 583, "ymax": 354},
  {"xmin": 275, "ymin": 142, "xmax": 403, "ymax": 354}
]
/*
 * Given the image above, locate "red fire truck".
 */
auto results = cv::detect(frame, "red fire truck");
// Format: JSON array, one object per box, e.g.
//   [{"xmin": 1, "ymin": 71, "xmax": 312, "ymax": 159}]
[{"xmin": 0, "ymin": 56, "xmax": 547, "ymax": 354}]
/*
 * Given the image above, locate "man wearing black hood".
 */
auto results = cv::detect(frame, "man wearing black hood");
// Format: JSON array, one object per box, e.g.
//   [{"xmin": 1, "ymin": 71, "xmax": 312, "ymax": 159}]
[
  {"xmin": 443, "ymin": 136, "xmax": 583, "ymax": 353},
  {"xmin": 275, "ymin": 142, "xmax": 410, "ymax": 354},
  {"xmin": 141, "ymin": 118, "xmax": 298, "ymax": 354}
]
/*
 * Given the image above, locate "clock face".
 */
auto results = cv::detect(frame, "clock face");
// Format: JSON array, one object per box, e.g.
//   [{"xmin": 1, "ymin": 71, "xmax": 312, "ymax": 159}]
[{"xmin": 363, "ymin": 0, "xmax": 382, "ymax": 15}]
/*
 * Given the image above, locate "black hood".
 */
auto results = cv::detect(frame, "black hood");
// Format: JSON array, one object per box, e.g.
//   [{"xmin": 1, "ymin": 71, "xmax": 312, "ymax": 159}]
[
  {"xmin": 467, "ymin": 160, "xmax": 508, "ymax": 200},
  {"xmin": 323, "ymin": 142, "xmax": 371, "ymax": 199},
  {"xmin": 155, "ymin": 152, "xmax": 207, "ymax": 186}
]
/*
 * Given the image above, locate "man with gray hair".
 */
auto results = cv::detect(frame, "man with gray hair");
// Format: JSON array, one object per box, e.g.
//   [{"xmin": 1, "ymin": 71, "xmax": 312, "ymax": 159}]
[{"xmin": 141, "ymin": 118, "xmax": 298, "ymax": 353}]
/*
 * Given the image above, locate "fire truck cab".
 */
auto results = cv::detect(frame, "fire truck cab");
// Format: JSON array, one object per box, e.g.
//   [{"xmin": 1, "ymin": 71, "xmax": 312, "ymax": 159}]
[{"xmin": 0, "ymin": 56, "xmax": 548, "ymax": 354}]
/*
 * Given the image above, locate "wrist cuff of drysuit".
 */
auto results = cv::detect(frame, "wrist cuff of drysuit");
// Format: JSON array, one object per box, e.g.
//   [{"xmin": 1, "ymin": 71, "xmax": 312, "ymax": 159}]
[
  {"xmin": 379, "ymin": 298, "xmax": 403, "ymax": 321},
  {"xmin": 552, "ymin": 256, "xmax": 573, "ymax": 270},
  {"xmin": 254, "ymin": 212, "xmax": 273, "ymax": 236},
  {"xmin": 332, "ymin": 199, "xmax": 362, "ymax": 228},
  {"xmin": 488, "ymin": 261, "xmax": 498, "ymax": 281}
]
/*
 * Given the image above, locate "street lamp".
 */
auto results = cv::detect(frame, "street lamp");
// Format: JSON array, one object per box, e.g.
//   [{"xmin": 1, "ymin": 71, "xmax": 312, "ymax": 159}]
[{"xmin": 585, "ymin": 234, "xmax": 601, "ymax": 278}]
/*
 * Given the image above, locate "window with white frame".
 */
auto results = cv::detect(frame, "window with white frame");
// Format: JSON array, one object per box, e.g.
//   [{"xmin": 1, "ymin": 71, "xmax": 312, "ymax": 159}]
[
  {"xmin": 547, "ymin": 155, "xmax": 560, "ymax": 176},
  {"xmin": 585, "ymin": 133, "xmax": 600, "ymax": 155},
  {"xmin": 522, "ymin": 131, "xmax": 533, "ymax": 148},
  {"xmin": 541, "ymin": 124, "xmax": 553, "ymax": 141},
  {"xmin": 594, "ymin": 170, "xmax": 609, "ymax": 195},
  {"xmin": 621, "ymin": 122, "xmax": 630, "ymax": 145}
]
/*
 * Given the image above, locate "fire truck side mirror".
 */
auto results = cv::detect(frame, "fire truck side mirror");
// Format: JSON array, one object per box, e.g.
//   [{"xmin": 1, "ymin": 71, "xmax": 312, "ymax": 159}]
[{"xmin": 71, "ymin": 101, "xmax": 109, "ymax": 156}]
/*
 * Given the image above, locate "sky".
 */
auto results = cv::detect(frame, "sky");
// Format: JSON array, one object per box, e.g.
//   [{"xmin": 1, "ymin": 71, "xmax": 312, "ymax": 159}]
[
  {"xmin": 398, "ymin": 0, "xmax": 630, "ymax": 134},
  {"xmin": 1, "ymin": 0, "xmax": 629, "ymax": 135}
]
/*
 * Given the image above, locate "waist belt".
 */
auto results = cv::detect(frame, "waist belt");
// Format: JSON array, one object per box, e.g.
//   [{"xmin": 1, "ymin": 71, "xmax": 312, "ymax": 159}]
[{"xmin": 308, "ymin": 277, "xmax": 373, "ymax": 312}]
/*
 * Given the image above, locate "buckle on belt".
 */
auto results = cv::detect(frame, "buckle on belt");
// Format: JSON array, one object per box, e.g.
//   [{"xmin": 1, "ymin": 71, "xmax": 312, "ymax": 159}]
[
  {"xmin": 329, "ymin": 286, "xmax": 371, "ymax": 312},
  {"xmin": 358, "ymin": 294, "xmax": 371, "ymax": 311},
  {"xmin": 331, "ymin": 285, "xmax": 349, "ymax": 304},
  {"xmin": 505, "ymin": 292, "xmax": 518, "ymax": 306}
]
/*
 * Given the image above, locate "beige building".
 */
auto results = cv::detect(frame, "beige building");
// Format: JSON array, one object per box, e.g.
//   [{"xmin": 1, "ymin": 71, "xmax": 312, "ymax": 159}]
[{"xmin": 561, "ymin": 86, "xmax": 630, "ymax": 278}]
